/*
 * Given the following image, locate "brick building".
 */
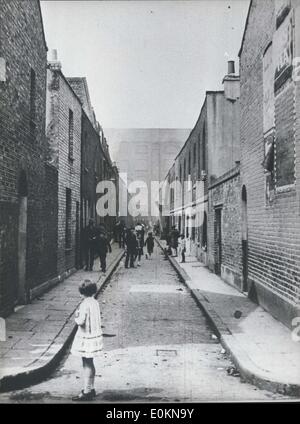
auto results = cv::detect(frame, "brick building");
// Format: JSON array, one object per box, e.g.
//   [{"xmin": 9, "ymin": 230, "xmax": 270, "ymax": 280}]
[
  {"xmin": 0, "ymin": 0, "xmax": 58, "ymax": 316},
  {"xmin": 162, "ymin": 62, "xmax": 240, "ymax": 274},
  {"xmin": 239, "ymin": 0, "xmax": 300, "ymax": 327},
  {"xmin": 46, "ymin": 54, "xmax": 82, "ymax": 276},
  {"xmin": 67, "ymin": 77, "xmax": 120, "ymax": 246}
]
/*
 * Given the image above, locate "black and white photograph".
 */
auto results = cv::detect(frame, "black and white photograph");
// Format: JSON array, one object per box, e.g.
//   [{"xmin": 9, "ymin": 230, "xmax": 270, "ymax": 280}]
[{"xmin": 0, "ymin": 0, "xmax": 300, "ymax": 408}]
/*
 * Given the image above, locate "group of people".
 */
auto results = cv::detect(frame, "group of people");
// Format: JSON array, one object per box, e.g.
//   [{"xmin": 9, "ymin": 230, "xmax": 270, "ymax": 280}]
[
  {"xmin": 124, "ymin": 223, "xmax": 155, "ymax": 269},
  {"xmin": 166, "ymin": 225, "xmax": 186, "ymax": 263},
  {"xmin": 82, "ymin": 219, "xmax": 156, "ymax": 274}
]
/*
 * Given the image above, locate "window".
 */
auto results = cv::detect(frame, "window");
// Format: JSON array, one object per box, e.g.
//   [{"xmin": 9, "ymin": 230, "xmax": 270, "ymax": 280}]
[
  {"xmin": 30, "ymin": 68, "xmax": 36, "ymax": 136},
  {"xmin": 188, "ymin": 152, "xmax": 191, "ymax": 175},
  {"xmin": 65, "ymin": 188, "xmax": 72, "ymax": 249},
  {"xmin": 68, "ymin": 109, "xmax": 74, "ymax": 161},
  {"xmin": 193, "ymin": 143, "xmax": 196, "ymax": 166}
]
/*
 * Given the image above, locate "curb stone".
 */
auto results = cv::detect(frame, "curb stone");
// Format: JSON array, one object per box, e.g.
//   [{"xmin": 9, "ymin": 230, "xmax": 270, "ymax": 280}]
[
  {"xmin": 155, "ymin": 238, "xmax": 300, "ymax": 397},
  {"xmin": 0, "ymin": 249, "xmax": 125, "ymax": 393}
]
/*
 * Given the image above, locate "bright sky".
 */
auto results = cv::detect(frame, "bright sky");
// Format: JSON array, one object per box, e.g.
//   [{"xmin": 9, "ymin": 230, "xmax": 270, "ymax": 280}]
[{"xmin": 40, "ymin": 0, "xmax": 250, "ymax": 129}]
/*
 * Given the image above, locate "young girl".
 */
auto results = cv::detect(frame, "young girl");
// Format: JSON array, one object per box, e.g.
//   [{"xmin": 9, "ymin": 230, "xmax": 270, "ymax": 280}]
[
  {"xmin": 144, "ymin": 232, "xmax": 154, "ymax": 259},
  {"xmin": 71, "ymin": 280, "xmax": 103, "ymax": 401}
]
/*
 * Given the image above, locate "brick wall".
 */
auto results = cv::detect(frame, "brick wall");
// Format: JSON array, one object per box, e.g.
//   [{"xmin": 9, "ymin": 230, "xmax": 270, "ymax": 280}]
[
  {"xmin": 46, "ymin": 68, "xmax": 81, "ymax": 275},
  {"xmin": 239, "ymin": 0, "xmax": 300, "ymax": 327},
  {"xmin": 208, "ymin": 168, "xmax": 242, "ymax": 289},
  {"xmin": 0, "ymin": 1, "xmax": 58, "ymax": 316}
]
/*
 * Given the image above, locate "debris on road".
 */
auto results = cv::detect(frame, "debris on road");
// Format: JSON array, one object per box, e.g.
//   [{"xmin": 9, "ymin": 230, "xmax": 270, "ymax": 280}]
[{"xmin": 227, "ymin": 366, "xmax": 240, "ymax": 377}]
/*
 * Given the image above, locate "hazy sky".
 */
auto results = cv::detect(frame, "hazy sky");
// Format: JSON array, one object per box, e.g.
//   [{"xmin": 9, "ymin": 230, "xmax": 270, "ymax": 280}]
[{"xmin": 40, "ymin": 0, "xmax": 250, "ymax": 129}]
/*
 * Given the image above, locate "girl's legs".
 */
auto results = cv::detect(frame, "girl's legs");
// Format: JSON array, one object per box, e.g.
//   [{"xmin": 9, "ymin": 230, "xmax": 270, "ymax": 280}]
[{"xmin": 82, "ymin": 357, "xmax": 95, "ymax": 394}]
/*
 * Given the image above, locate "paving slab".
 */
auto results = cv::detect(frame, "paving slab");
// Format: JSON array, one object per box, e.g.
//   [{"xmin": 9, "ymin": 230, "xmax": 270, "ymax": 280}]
[
  {"xmin": 0, "ymin": 244, "xmax": 124, "ymax": 392},
  {"xmin": 157, "ymin": 238, "xmax": 300, "ymax": 396}
]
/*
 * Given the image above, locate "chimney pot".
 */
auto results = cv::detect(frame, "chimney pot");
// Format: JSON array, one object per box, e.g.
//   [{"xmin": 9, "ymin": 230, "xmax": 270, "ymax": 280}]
[
  {"xmin": 50, "ymin": 49, "xmax": 58, "ymax": 62},
  {"xmin": 228, "ymin": 60, "xmax": 235, "ymax": 75}
]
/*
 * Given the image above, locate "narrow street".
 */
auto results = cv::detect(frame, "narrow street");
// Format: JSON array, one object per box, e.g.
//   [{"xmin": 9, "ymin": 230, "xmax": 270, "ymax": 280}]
[{"xmin": 0, "ymin": 245, "xmax": 289, "ymax": 403}]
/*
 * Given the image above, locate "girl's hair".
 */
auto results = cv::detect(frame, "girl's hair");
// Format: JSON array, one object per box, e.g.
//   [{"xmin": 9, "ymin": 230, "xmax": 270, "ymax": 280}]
[{"xmin": 79, "ymin": 280, "xmax": 97, "ymax": 297}]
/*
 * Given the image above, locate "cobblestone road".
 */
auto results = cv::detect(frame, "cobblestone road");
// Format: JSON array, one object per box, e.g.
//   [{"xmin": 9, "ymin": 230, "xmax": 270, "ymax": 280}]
[{"xmin": 0, "ymin": 246, "xmax": 290, "ymax": 403}]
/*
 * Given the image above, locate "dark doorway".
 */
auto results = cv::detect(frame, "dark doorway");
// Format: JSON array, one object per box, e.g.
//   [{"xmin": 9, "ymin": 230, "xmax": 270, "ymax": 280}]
[
  {"xmin": 214, "ymin": 207, "xmax": 222, "ymax": 275},
  {"xmin": 75, "ymin": 201, "xmax": 80, "ymax": 269},
  {"xmin": 242, "ymin": 185, "xmax": 248, "ymax": 292},
  {"xmin": 17, "ymin": 171, "xmax": 28, "ymax": 305}
]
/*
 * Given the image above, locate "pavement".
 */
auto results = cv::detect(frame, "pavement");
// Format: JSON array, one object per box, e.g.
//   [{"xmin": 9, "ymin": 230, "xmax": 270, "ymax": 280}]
[
  {"xmin": 156, "ymin": 238, "xmax": 300, "ymax": 397},
  {"xmin": 0, "ymin": 245, "xmax": 291, "ymax": 402},
  {"xmin": 0, "ymin": 243, "xmax": 124, "ymax": 392}
]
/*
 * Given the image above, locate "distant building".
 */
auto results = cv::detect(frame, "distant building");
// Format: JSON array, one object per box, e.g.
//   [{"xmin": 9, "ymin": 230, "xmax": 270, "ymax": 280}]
[
  {"xmin": 0, "ymin": 0, "xmax": 58, "ymax": 316},
  {"xmin": 104, "ymin": 128, "xmax": 190, "ymax": 222}
]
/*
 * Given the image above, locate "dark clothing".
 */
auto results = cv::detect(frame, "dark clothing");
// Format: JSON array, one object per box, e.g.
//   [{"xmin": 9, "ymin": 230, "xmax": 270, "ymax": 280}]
[
  {"xmin": 170, "ymin": 229, "xmax": 180, "ymax": 249},
  {"xmin": 145, "ymin": 236, "xmax": 154, "ymax": 254},
  {"xmin": 82, "ymin": 225, "xmax": 98, "ymax": 270},
  {"xmin": 96, "ymin": 234, "xmax": 111, "ymax": 272},
  {"xmin": 125, "ymin": 232, "xmax": 138, "ymax": 268},
  {"xmin": 125, "ymin": 251, "xmax": 135, "ymax": 268},
  {"xmin": 125, "ymin": 232, "xmax": 138, "ymax": 253}
]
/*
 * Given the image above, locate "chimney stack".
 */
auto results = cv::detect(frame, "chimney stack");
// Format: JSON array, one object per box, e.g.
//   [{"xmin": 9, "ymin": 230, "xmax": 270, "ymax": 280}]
[
  {"xmin": 223, "ymin": 60, "xmax": 240, "ymax": 101},
  {"xmin": 228, "ymin": 60, "xmax": 235, "ymax": 75},
  {"xmin": 48, "ymin": 49, "xmax": 61, "ymax": 70}
]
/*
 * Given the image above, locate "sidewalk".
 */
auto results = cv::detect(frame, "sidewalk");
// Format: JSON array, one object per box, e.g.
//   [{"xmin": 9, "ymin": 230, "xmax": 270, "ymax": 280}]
[
  {"xmin": 157, "ymin": 239, "xmax": 300, "ymax": 396},
  {"xmin": 0, "ymin": 243, "xmax": 124, "ymax": 392}
]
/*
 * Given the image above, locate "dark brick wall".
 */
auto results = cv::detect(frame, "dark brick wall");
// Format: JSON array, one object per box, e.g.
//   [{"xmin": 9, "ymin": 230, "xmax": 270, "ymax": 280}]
[
  {"xmin": 239, "ymin": 0, "xmax": 300, "ymax": 327},
  {"xmin": 0, "ymin": 1, "xmax": 58, "ymax": 316}
]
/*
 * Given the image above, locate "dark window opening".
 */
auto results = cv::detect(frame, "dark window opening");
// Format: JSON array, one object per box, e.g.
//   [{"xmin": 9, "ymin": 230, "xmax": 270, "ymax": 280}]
[
  {"xmin": 202, "ymin": 212, "xmax": 207, "ymax": 249},
  {"xmin": 65, "ymin": 188, "xmax": 72, "ymax": 249}
]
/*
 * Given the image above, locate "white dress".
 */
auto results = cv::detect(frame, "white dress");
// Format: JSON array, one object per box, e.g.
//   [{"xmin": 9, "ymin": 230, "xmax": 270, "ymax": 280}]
[{"xmin": 71, "ymin": 297, "xmax": 103, "ymax": 358}]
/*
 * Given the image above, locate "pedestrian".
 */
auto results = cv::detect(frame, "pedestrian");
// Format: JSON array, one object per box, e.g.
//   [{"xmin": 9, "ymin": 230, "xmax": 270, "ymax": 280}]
[
  {"xmin": 136, "ymin": 232, "xmax": 144, "ymax": 266},
  {"xmin": 71, "ymin": 280, "xmax": 103, "ymax": 401},
  {"xmin": 178, "ymin": 234, "xmax": 186, "ymax": 263},
  {"xmin": 96, "ymin": 231, "xmax": 112, "ymax": 273},
  {"xmin": 82, "ymin": 219, "xmax": 97, "ymax": 271},
  {"xmin": 144, "ymin": 232, "xmax": 154, "ymax": 259},
  {"xmin": 125, "ymin": 228, "xmax": 138, "ymax": 268},
  {"xmin": 170, "ymin": 225, "xmax": 180, "ymax": 257}
]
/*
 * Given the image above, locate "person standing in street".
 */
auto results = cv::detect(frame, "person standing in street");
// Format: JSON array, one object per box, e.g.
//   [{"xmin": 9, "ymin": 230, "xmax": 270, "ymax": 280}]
[
  {"xmin": 145, "ymin": 232, "xmax": 154, "ymax": 259},
  {"xmin": 82, "ymin": 219, "xmax": 97, "ymax": 271},
  {"xmin": 71, "ymin": 280, "xmax": 103, "ymax": 401},
  {"xmin": 170, "ymin": 225, "xmax": 180, "ymax": 257},
  {"xmin": 136, "ymin": 232, "xmax": 144, "ymax": 266},
  {"xmin": 125, "ymin": 228, "xmax": 138, "ymax": 268},
  {"xmin": 96, "ymin": 231, "xmax": 112, "ymax": 274},
  {"xmin": 178, "ymin": 234, "xmax": 186, "ymax": 263}
]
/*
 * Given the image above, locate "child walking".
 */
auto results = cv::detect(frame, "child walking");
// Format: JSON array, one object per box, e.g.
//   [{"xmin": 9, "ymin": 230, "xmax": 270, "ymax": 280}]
[
  {"xmin": 71, "ymin": 280, "xmax": 103, "ymax": 401},
  {"xmin": 144, "ymin": 232, "xmax": 154, "ymax": 259}
]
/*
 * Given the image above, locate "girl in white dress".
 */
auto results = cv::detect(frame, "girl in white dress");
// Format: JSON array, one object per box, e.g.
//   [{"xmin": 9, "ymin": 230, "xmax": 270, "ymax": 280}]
[{"xmin": 71, "ymin": 279, "xmax": 103, "ymax": 401}]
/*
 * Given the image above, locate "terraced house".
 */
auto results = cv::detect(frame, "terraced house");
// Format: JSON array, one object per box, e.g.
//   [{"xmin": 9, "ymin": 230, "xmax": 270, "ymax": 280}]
[
  {"xmin": 238, "ymin": 0, "xmax": 300, "ymax": 327},
  {"xmin": 0, "ymin": 0, "xmax": 58, "ymax": 316}
]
